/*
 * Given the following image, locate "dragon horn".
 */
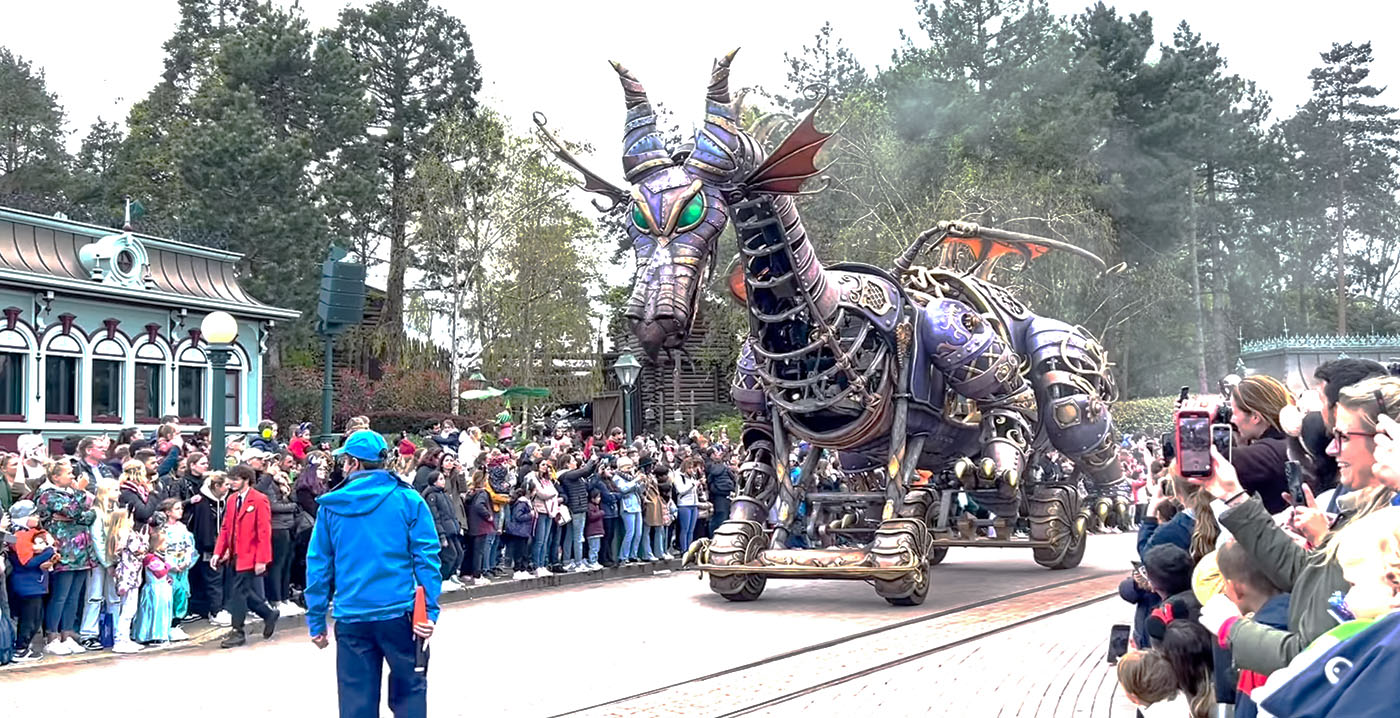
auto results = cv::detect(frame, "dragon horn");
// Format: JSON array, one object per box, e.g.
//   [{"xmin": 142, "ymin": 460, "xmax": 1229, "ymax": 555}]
[
  {"xmin": 687, "ymin": 48, "xmax": 760, "ymax": 184},
  {"xmin": 610, "ymin": 60, "xmax": 671, "ymax": 182}
]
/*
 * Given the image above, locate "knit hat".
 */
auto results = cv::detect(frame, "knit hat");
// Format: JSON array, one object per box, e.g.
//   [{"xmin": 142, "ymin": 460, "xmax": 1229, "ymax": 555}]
[
  {"xmin": 398, "ymin": 438, "xmax": 417, "ymax": 456},
  {"xmin": 297, "ymin": 422, "xmax": 313, "ymax": 437},
  {"xmin": 1144, "ymin": 544, "xmax": 1194, "ymax": 597},
  {"xmin": 8, "ymin": 499, "xmax": 36, "ymax": 521},
  {"xmin": 488, "ymin": 465, "xmax": 508, "ymax": 484}
]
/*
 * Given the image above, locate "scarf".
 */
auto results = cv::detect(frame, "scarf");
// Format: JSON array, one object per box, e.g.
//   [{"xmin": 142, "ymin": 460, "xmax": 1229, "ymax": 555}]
[{"xmin": 121, "ymin": 477, "xmax": 149, "ymax": 503}]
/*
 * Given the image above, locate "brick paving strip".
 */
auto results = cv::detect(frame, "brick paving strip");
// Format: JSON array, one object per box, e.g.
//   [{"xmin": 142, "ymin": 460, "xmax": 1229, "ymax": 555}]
[
  {"xmin": 573, "ymin": 572, "xmax": 1125, "ymax": 718},
  {"xmin": 0, "ymin": 559, "xmax": 682, "ymax": 677}
]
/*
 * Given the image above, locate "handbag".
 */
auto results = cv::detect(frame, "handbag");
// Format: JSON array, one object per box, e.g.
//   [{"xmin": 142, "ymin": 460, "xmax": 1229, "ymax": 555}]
[
  {"xmin": 99, "ymin": 610, "xmax": 115, "ymax": 649},
  {"xmin": 556, "ymin": 504, "xmax": 572, "ymax": 526},
  {"xmin": 293, "ymin": 507, "xmax": 315, "ymax": 534}
]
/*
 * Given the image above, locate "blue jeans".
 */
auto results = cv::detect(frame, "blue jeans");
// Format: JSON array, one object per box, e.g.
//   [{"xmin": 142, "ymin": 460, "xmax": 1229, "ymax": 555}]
[
  {"xmin": 564, "ymin": 515, "xmax": 586, "ymax": 565},
  {"xmin": 677, "ymin": 506, "xmax": 698, "ymax": 553},
  {"xmin": 46, "ymin": 569, "xmax": 86, "ymax": 635},
  {"xmin": 531, "ymin": 514, "xmax": 553, "ymax": 569},
  {"xmin": 335, "ymin": 614, "xmax": 426, "ymax": 718},
  {"xmin": 620, "ymin": 512, "xmax": 642, "ymax": 560},
  {"xmin": 471, "ymin": 534, "xmax": 491, "ymax": 577},
  {"xmin": 482, "ymin": 532, "xmax": 500, "ymax": 572},
  {"xmin": 649, "ymin": 525, "xmax": 667, "ymax": 559},
  {"xmin": 587, "ymin": 536, "xmax": 601, "ymax": 563}
]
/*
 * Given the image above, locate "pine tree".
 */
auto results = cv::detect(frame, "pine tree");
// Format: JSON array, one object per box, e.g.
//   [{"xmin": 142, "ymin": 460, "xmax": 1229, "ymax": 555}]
[
  {"xmin": 0, "ymin": 48, "xmax": 68, "ymax": 195},
  {"xmin": 328, "ymin": 0, "xmax": 483, "ymax": 363}
]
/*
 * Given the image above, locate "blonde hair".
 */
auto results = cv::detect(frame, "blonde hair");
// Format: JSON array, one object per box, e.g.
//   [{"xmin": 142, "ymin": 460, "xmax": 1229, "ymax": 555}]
[
  {"xmin": 1232, "ymin": 375, "xmax": 1294, "ymax": 434},
  {"xmin": 93, "ymin": 479, "xmax": 120, "ymax": 515},
  {"xmin": 1335, "ymin": 506, "xmax": 1400, "ymax": 599},
  {"xmin": 1116, "ymin": 650, "xmax": 1177, "ymax": 705},
  {"xmin": 107, "ymin": 508, "xmax": 133, "ymax": 559},
  {"xmin": 121, "ymin": 459, "xmax": 145, "ymax": 483},
  {"xmin": 1169, "ymin": 476, "xmax": 1219, "ymax": 561},
  {"xmin": 1337, "ymin": 376, "xmax": 1400, "ymax": 426}
]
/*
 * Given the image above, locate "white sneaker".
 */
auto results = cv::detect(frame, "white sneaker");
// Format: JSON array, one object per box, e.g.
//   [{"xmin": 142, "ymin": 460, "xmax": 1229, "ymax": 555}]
[
  {"xmin": 46, "ymin": 639, "xmax": 72, "ymax": 656},
  {"xmin": 440, "ymin": 579, "xmax": 461, "ymax": 593},
  {"xmin": 534, "ymin": 567, "xmax": 552, "ymax": 577},
  {"xmin": 170, "ymin": 627, "xmax": 190, "ymax": 642},
  {"xmin": 63, "ymin": 637, "xmax": 86, "ymax": 654},
  {"xmin": 211, "ymin": 611, "xmax": 232, "ymax": 627},
  {"xmin": 287, "ymin": 602, "xmax": 306, "ymax": 617},
  {"xmin": 474, "ymin": 576, "xmax": 492, "ymax": 586},
  {"xmin": 589, "ymin": 561, "xmax": 603, "ymax": 570},
  {"xmin": 112, "ymin": 641, "xmax": 144, "ymax": 654},
  {"xmin": 512, "ymin": 570, "xmax": 531, "ymax": 580}
]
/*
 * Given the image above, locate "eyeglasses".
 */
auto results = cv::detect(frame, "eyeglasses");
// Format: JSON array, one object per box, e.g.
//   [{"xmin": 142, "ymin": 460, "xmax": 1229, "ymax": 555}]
[{"xmin": 1332, "ymin": 429, "xmax": 1378, "ymax": 446}]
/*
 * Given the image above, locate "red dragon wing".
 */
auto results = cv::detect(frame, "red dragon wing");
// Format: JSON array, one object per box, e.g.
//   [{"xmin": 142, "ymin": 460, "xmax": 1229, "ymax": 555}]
[
  {"xmin": 743, "ymin": 96, "xmax": 837, "ymax": 194},
  {"xmin": 934, "ymin": 225, "xmax": 1113, "ymax": 280}
]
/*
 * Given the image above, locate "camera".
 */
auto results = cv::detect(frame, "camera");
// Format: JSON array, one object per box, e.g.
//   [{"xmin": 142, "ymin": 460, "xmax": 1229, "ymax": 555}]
[{"xmin": 1161, "ymin": 386, "xmax": 1234, "ymax": 473}]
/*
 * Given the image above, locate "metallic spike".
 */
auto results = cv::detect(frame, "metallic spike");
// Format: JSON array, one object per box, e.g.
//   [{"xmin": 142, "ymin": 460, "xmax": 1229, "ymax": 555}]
[
  {"xmin": 953, "ymin": 457, "xmax": 972, "ymax": 480},
  {"xmin": 1004, "ymin": 469, "xmax": 1019, "ymax": 488},
  {"xmin": 980, "ymin": 457, "xmax": 996, "ymax": 480}
]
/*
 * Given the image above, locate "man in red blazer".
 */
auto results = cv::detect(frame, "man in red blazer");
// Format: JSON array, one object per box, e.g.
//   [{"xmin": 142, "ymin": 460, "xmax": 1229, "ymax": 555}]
[{"xmin": 212, "ymin": 463, "xmax": 279, "ymax": 648}]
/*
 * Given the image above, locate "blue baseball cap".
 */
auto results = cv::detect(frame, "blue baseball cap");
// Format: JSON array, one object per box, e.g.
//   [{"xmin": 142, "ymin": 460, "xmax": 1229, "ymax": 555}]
[{"xmin": 334, "ymin": 430, "xmax": 389, "ymax": 461}]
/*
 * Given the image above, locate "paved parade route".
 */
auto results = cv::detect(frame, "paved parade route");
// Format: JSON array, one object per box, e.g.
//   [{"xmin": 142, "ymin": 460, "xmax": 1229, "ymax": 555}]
[{"xmin": 2, "ymin": 534, "xmax": 1138, "ymax": 717}]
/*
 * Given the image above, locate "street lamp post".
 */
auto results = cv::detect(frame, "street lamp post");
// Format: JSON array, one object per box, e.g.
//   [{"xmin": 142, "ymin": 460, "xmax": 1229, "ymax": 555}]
[
  {"xmin": 201, "ymin": 311, "xmax": 239, "ymax": 471},
  {"xmin": 612, "ymin": 353, "xmax": 641, "ymax": 441}
]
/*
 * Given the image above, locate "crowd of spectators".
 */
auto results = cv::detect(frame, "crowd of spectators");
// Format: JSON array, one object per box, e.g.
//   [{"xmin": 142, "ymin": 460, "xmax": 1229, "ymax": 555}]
[
  {"xmin": 1115, "ymin": 360, "xmax": 1400, "ymax": 718},
  {"xmin": 0, "ymin": 416, "xmax": 744, "ymax": 664}
]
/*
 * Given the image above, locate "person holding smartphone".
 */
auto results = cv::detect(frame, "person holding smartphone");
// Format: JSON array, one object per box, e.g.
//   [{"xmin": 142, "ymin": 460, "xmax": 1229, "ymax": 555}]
[{"xmin": 1225, "ymin": 376, "xmax": 1294, "ymax": 513}]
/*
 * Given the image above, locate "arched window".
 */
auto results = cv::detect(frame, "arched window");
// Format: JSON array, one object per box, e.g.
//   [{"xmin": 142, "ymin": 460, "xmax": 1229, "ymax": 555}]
[
  {"xmin": 0, "ymin": 326, "xmax": 32, "ymax": 419},
  {"xmin": 221, "ymin": 349, "xmax": 245, "ymax": 428},
  {"xmin": 132, "ymin": 336, "xmax": 170, "ymax": 423},
  {"xmin": 90, "ymin": 337, "xmax": 129, "ymax": 423},
  {"xmin": 43, "ymin": 332, "xmax": 83, "ymax": 421},
  {"xmin": 176, "ymin": 345, "xmax": 207, "ymax": 422}
]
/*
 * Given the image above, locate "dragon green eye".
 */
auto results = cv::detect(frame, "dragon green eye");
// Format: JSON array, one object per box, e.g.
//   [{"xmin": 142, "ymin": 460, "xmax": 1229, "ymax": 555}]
[
  {"xmin": 677, "ymin": 192, "xmax": 706, "ymax": 231},
  {"xmin": 632, "ymin": 203, "xmax": 649, "ymax": 232}
]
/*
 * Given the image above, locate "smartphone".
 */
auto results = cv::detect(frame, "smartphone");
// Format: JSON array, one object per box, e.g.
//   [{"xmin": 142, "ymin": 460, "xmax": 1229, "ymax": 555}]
[
  {"xmin": 1106, "ymin": 624, "xmax": 1131, "ymax": 664},
  {"xmin": 1211, "ymin": 423, "xmax": 1233, "ymax": 462},
  {"xmin": 1175, "ymin": 412, "xmax": 1213, "ymax": 478},
  {"xmin": 1285, "ymin": 460, "xmax": 1306, "ymax": 505}
]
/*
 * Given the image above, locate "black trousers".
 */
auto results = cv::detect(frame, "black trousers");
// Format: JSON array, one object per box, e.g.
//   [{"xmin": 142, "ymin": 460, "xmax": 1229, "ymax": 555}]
[
  {"xmin": 439, "ymin": 536, "xmax": 462, "ymax": 581},
  {"xmin": 229, "ymin": 569, "xmax": 275, "ymax": 632},
  {"xmin": 265, "ymin": 529, "xmax": 293, "ymax": 603},
  {"xmin": 191, "ymin": 559, "xmax": 234, "ymax": 617},
  {"xmin": 15, "ymin": 596, "xmax": 43, "ymax": 649},
  {"xmin": 601, "ymin": 517, "xmax": 621, "ymax": 565}
]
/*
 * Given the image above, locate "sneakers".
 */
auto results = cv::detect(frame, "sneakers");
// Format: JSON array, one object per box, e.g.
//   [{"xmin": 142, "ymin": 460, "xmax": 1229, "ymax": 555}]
[
  {"xmin": 211, "ymin": 611, "xmax": 232, "ymax": 627},
  {"xmin": 534, "ymin": 567, "xmax": 552, "ymax": 578},
  {"xmin": 46, "ymin": 638, "xmax": 72, "ymax": 656},
  {"xmin": 588, "ymin": 561, "xmax": 604, "ymax": 570},
  {"xmin": 263, "ymin": 607, "xmax": 280, "ymax": 639},
  {"xmin": 441, "ymin": 579, "xmax": 462, "ymax": 593},
  {"xmin": 112, "ymin": 641, "xmax": 144, "ymax": 654},
  {"xmin": 169, "ymin": 627, "xmax": 190, "ymax": 642},
  {"xmin": 219, "ymin": 630, "xmax": 246, "ymax": 649},
  {"xmin": 512, "ymin": 570, "xmax": 532, "ymax": 580},
  {"xmin": 79, "ymin": 637, "xmax": 103, "ymax": 651},
  {"xmin": 63, "ymin": 637, "xmax": 86, "ymax": 654},
  {"xmin": 14, "ymin": 646, "xmax": 44, "ymax": 662},
  {"xmin": 474, "ymin": 576, "xmax": 492, "ymax": 586},
  {"xmin": 279, "ymin": 601, "xmax": 305, "ymax": 617}
]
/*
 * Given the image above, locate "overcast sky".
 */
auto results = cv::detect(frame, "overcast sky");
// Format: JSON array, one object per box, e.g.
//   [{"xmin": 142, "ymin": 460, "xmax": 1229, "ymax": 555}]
[{"xmin": 4, "ymin": 0, "xmax": 1398, "ymax": 166}]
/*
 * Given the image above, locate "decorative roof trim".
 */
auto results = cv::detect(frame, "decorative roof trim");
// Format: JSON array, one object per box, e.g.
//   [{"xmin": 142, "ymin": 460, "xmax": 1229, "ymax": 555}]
[
  {"xmin": 1241, "ymin": 334, "xmax": 1400, "ymax": 355},
  {"xmin": 0, "ymin": 267, "xmax": 299, "ymax": 320},
  {"xmin": 0, "ymin": 207, "xmax": 242, "ymax": 263}
]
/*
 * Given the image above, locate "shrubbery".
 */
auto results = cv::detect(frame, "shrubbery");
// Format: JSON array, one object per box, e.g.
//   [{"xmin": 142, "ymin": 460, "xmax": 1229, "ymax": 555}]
[
  {"xmin": 263, "ymin": 366, "xmax": 471, "ymax": 433},
  {"xmin": 1112, "ymin": 395, "xmax": 1176, "ymax": 437}
]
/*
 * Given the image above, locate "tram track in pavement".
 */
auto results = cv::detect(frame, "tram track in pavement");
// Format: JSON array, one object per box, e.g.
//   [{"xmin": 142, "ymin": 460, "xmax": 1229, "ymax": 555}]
[{"xmin": 550, "ymin": 570, "xmax": 1121, "ymax": 718}]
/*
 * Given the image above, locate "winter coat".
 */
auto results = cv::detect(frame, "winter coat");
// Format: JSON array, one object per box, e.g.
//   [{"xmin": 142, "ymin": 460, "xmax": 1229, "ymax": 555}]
[
  {"xmin": 266, "ymin": 480, "xmax": 298, "ymax": 532},
  {"xmin": 185, "ymin": 479, "xmax": 227, "ymax": 555},
  {"xmin": 558, "ymin": 462, "xmax": 594, "ymax": 515},
  {"xmin": 1136, "ymin": 510, "xmax": 1195, "ymax": 559},
  {"xmin": 642, "ymin": 479, "xmax": 665, "ymax": 527},
  {"xmin": 505, "ymin": 498, "xmax": 535, "ymax": 539},
  {"xmin": 1220, "ymin": 487, "xmax": 1393, "ymax": 675},
  {"xmin": 250, "ymin": 436, "xmax": 282, "ymax": 454},
  {"xmin": 529, "ymin": 475, "xmax": 560, "ymax": 517},
  {"xmin": 412, "ymin": 465, "xmax": 437, "ymax": 494},
  {"xmin": 304, "ymin": 469, "xmax": 441, "ymax": 638},
  {"xmin": 467, "ymin": 490, "xmax": 495, "ymax": 537},
  {"xmin": 119, "ymin": 481, "xmax": 162, "ymax": 526},
  {"xmin": 673, "ymin": 472, "xmax": 698, "ymax": 507},
  {"xmin": 288, "ymin": 436, "xmax": 312, "ymax": 462},
  {"xmin": 35, "ymin": 485, "xmax": 96, "ymax": 572},
  {"xmin": 614, "ymin": 472, "xmax": 642, "ymax": 514},
  {"xmin": 422, "ymin": 484, "xmax": 461, "ymax": 537},
  {"xmin": 591, "ymin": 475, "xmax": 621, "ymax": 519},
  {"xmin": 585, "ymin": 504, "xmax": 605, "ymax": 539},
  {"xmin": 446, "ymin": 469, "xmax": 471, "ymax": 531},
  {"xmin": 8, "ymin": 529, "xmax": 56, "ymax": 597},
  {"xmin": 1232, "ymin": 428, "xmax": 1292, "ymax": 514},
  {"xmin": 706, "ymin": 461, "xmax": 735, "ymax": 498},
  {"xmin": 1234, "ymin": 593, "xmax": 1292, "ymax": 718}
]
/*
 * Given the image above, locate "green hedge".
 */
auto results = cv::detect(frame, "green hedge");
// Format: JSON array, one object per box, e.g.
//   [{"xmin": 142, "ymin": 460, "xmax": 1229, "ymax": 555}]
[{"xmin": 1112, "ymin": 396, "xmax": 1176, "ymax": 437}]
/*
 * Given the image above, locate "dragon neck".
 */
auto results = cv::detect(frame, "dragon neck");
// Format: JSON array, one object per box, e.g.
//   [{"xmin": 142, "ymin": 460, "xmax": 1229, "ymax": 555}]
[{"xmin": 738, "ymin": 195, "xmax": 839, "ymax": 331}]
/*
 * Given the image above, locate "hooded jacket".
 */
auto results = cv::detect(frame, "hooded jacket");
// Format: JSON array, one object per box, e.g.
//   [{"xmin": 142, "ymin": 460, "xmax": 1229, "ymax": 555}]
[
  {"xmin": 9, "ymin": 528, "xmax": 56, "ymax": 597},
  {"xmin": 185, "ymin": 478, "xmax": 227, "ymax": 555},
  {"xmin": 422, "ymin": 484, "xmax": 461, "ymax": 537},
  {"xmin": 304, "ymin": 469, "xmax": 442, "ymax": 637},
  {"xmin": 505, "ymin": 496, "xmax": 535, "ymax": 538}
]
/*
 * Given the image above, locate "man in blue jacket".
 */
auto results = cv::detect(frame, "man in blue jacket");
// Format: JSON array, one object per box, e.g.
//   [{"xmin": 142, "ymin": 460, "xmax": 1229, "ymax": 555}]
[{"xmin": 305, "ymin": 430, "xmax": 442, "ymax": 718}]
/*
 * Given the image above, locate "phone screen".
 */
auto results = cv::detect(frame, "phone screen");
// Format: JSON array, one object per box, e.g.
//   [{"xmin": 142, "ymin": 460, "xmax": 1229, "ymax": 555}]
[
  {"xmin": 1211, "ymin": 424, "xmax": 1233, "ymax": 461},
  {"xmin": 1178, "ymin": 416, "xmax": 1212, "ymax": 477}
]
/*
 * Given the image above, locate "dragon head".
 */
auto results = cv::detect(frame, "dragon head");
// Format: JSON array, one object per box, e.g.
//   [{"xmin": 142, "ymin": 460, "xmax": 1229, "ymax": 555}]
[{"xmin": 612, "ymin": 50, "xmax": 759, "ymax": 358}]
